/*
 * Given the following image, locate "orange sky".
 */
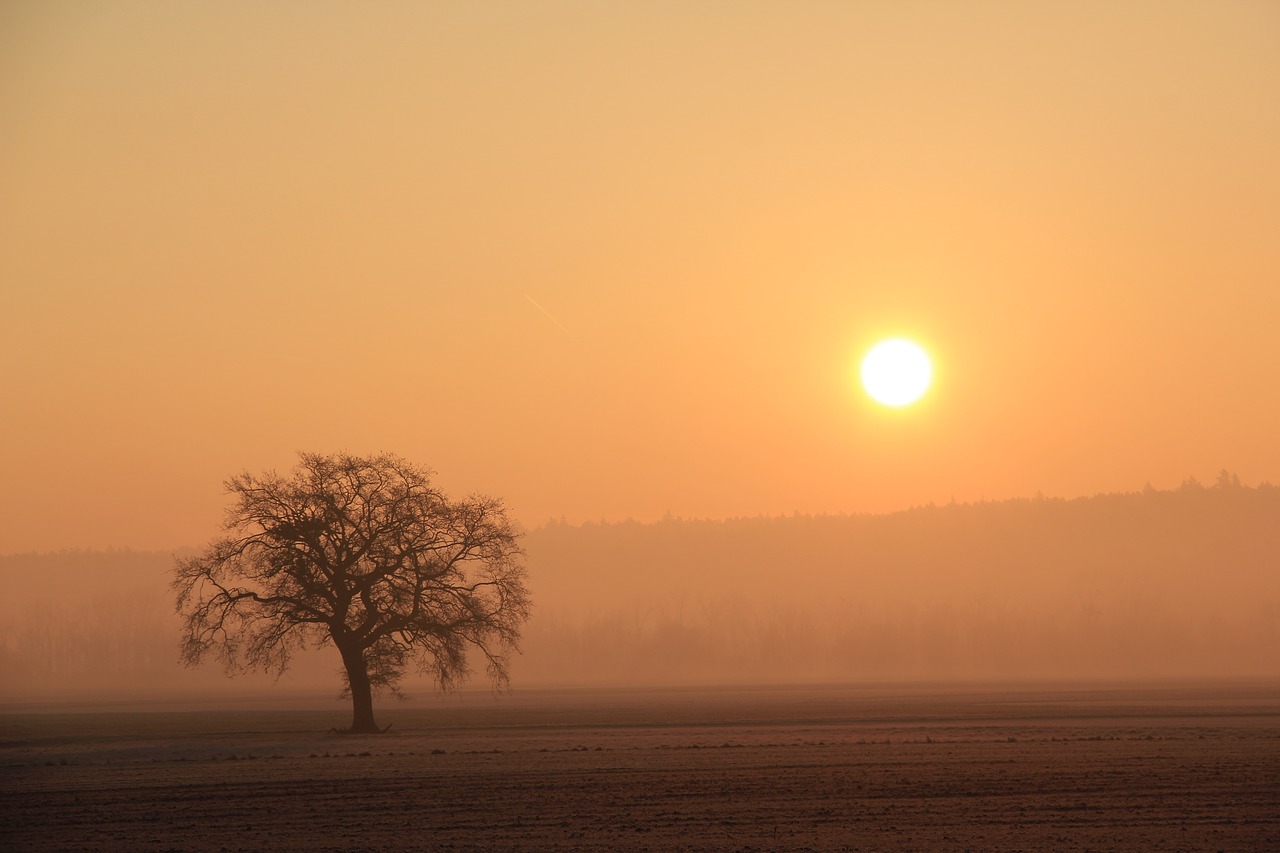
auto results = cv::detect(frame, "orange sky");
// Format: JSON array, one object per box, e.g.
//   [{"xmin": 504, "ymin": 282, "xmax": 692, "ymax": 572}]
[{"xmin": 2, "ymin": 1, "xmax": 1278, "ymax": 553}]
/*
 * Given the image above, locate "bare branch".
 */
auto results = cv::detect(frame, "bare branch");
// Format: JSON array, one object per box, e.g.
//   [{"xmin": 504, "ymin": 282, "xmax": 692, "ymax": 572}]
[{"xmin": 174, "ymin": 452, "xmax": 531, "ymax": 731}]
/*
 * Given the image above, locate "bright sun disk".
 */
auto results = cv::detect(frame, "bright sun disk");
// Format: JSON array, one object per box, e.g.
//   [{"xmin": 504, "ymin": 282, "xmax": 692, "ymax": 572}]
[{"xmin": 860, "ymin": 339, "xmax": 932, "ymax": 406}]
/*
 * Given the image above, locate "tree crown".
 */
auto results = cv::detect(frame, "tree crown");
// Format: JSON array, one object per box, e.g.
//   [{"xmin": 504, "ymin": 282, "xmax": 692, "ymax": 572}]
[{"xmin": 174, "ymin": 452, "xmax": 530, "ymax": 695}]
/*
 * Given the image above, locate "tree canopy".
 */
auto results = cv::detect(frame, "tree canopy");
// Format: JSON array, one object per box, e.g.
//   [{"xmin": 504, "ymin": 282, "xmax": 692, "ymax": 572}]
[{"xmin": 173, "ymin": 452, "xmax": 530, "ymax": 731}]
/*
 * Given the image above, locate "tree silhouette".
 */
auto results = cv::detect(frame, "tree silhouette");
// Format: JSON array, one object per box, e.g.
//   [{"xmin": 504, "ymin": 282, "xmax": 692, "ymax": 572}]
[{"xmin": 173, "ymin": 452, "xmax": 530, "ymax": 732}]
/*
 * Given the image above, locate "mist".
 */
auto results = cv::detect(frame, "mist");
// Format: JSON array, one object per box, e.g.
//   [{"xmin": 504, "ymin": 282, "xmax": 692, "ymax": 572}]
[
  {"xmin": 520, "ymin": 476, "xmax": 1279, "ymax": 685},
  {"xmin": 2, "ymin": 477, "xmax": 1276, "ymax": 705}
]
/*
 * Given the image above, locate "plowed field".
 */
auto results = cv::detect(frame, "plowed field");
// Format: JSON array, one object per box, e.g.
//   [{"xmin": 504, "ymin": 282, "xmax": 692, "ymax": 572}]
[{"xmin": 2, "ymin": 683, "xmax": 1277, "ymax": 851}]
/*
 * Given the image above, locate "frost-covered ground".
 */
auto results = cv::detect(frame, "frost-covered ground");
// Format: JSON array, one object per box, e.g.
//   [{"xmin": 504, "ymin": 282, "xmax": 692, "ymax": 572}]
[{"xmin": 2, "ymin": 682, "xmax": 1277, "ymax": 852}]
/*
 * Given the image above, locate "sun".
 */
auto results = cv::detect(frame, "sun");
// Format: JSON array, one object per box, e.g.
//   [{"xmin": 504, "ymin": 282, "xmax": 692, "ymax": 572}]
[{"xmin": 860, "ymin": 338, "xmax": 932, "ymax": 407}]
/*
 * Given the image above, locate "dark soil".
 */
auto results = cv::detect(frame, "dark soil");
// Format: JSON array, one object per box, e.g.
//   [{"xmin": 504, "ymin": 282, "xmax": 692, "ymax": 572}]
[{"xmin": 2, "ymin": 683, "xmax": 1277, "ymax": 851}]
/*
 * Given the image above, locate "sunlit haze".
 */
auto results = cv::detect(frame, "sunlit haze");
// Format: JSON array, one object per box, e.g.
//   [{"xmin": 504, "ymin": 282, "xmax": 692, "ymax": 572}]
[
  {"xmin": 4, "ymin": 8, "xmax": 1279, "ymax": 847},
  {"xmin": 3, "ymin": 1, "xmax": 1278, "ymax": 553}
]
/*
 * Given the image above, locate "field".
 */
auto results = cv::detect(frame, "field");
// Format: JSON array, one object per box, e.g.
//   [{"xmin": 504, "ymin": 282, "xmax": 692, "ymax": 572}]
[{"xmin": 2, "ymin": 682, "xmax": 1278, "ymax": 852}]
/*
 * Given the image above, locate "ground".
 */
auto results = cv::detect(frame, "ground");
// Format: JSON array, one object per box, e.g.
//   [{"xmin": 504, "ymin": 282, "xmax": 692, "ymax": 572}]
[{"xmin": 2, "ymin": 682, "xmax": 1278, "ymax": 851}]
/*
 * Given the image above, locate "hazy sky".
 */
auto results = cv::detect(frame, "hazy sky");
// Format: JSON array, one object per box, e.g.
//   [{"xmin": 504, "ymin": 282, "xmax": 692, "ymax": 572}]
[{"xmin": 3, "ymin": 1, "xmax": 1278, "ymax": 552}]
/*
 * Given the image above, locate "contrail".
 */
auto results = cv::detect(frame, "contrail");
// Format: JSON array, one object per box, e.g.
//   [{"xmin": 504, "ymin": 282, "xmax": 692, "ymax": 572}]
[{"xmin": 524, "ymin": 293, "xmax": 580, "ymax": 344}]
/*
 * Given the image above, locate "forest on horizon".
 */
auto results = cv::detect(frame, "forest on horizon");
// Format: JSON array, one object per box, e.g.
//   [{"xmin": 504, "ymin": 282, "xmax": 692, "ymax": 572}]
[{"xmin": 2, "ymin": 476, "xmax": 1277, "ymax": 702}]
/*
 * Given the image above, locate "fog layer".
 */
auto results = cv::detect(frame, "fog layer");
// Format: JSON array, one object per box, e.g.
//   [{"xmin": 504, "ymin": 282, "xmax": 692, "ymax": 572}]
[{"xmin": 2, "ymin": 478, "xmax": 1276, "ymax": 702}]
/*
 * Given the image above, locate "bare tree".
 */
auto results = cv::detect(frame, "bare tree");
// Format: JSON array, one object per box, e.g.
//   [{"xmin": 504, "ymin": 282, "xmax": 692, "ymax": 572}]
[{"xmin": 173, "ymin": 452, "xmax": 530, "ymax": 732}]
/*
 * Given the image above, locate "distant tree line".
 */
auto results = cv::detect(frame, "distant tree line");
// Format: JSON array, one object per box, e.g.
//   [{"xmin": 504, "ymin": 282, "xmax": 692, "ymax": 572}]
[{"xmin": 2, "ymin": 476, "xmax": 1277, "ymax": 698}]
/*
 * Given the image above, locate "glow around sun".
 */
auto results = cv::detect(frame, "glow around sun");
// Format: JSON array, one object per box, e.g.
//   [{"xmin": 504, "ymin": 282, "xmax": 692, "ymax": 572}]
[{"xmin": 860, "ymin": 339, "xmax": 933, "ymax": 407}]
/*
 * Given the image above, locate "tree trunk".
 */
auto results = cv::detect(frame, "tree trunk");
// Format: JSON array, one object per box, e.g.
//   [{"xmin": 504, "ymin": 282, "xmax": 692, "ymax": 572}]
[{"xmin": 340, "ymin": 645, "xmax": 380, "ymax": 733}]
